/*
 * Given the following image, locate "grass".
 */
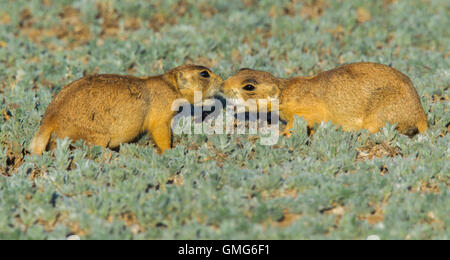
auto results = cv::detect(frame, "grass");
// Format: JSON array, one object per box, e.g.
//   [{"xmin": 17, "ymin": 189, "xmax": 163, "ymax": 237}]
[{"xmin": 0, "ymin": 0, "xmax": 448, "ymax": 239}]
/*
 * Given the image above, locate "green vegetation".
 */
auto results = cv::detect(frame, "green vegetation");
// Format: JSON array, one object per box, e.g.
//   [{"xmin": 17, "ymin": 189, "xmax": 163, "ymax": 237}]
[{"xmin": 0, "ymin": 0, "xmax": 448, "ymax": 239}]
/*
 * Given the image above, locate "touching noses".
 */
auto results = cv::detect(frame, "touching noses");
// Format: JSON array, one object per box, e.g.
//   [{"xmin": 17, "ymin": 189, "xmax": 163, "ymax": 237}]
[
  {"xmin": 221, "ymin": 79, "xmax": 232, "ymax": 95},
  {"xmin": 205, "ymin": 74, "xmax": 224, "ymax": 97}
]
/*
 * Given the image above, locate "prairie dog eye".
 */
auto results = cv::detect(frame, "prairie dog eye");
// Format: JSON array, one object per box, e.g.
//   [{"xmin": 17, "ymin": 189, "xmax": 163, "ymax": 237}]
[
  {"xmin": 200, "ymin": 71, "xmax": 210, "ymax": 78},
  {"xmin": 243, "ymin": 84, "xmax": 256, "ymax": 91}
]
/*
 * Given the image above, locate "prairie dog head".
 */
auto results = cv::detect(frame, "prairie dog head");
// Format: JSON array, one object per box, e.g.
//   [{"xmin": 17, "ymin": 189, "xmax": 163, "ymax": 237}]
[
  {"xmin": 221, "ymin": 68, "xmax": 284, "ymax": 112},
  {"xmin": 165, "ymin": 65, "xmax": 223, "ymax": 104}
]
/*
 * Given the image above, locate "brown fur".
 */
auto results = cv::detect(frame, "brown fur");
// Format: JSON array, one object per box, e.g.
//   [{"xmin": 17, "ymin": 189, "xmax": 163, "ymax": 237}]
[
  {"xmin": 221, "ymin": 62, "xmax": 428, "ymax": 137},
  {"xmin": 30, "ymin": 65, "xmax": 223, "ymax": 155}
]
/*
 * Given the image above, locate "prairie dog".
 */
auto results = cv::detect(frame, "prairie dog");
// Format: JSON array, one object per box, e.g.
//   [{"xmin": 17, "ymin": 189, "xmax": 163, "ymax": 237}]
[
  {"xmin": 30, "ymin": 65, "xmax": 223, "ymax": 154},
  {"xmin": 221, "ymin": 62, "xmax": 427, "ymax": 136}
]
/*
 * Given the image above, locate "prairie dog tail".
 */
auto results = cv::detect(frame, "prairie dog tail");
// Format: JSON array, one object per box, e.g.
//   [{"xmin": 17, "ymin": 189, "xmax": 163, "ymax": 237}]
[
  {"xmin": 417, "ymin": 118, "xmax": 428, "ymax": 134},
  {"xmin": 29, "ymin": 122, "xmax": 54, "ymax": 155},
  {"xmin": 400, "ymin": 116, "xmax": 428, "ymax": 137}
]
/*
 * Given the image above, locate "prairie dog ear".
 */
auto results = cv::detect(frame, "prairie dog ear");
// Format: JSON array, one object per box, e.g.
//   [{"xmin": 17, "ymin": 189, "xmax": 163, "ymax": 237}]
[
  {"xmin": 270, "ymin": 85, "xmax": 281, "ymax": 99},
  {"xmin": 261, "ymin": 82, "xmax": 281, "ymax": 100},
  {"xmin": 163, "ymin": 70, "xmax": 189, "ymax": 92},
  {"xmin": 175, "ymin": 71, "xmax": 190, "ymax": 90}
]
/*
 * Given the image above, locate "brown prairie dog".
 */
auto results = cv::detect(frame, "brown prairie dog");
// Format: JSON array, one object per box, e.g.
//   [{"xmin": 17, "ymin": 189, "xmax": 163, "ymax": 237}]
[
  {"xmin": 221, "ymin": 62, "xmax": 428, "ymax": 136},
  {"xmin": 30, "ymin": 65, "xmax": 223, "ymax": 154}
]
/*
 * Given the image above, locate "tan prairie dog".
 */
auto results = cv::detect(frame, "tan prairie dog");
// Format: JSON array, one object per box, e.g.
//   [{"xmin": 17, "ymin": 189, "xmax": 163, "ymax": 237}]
[
  {"xmin": 222, "ymin": 62, "xmax": 428, "ymax": 137},
  {"xmin": 30, "ymin": 65, "xmax": 223, "ymax": 155}
]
